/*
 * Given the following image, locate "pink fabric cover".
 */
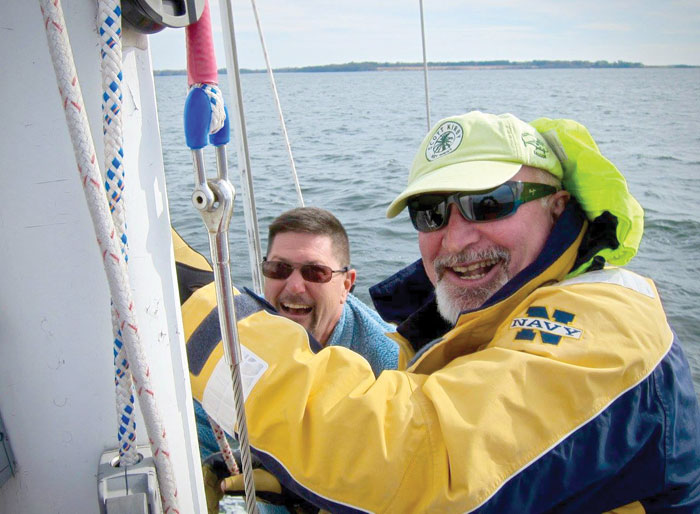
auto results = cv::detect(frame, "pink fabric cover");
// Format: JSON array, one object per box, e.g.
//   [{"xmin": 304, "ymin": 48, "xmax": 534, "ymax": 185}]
[{"xmin": 185, "ymin": 0, "xmax": 218, "ymax": 86}]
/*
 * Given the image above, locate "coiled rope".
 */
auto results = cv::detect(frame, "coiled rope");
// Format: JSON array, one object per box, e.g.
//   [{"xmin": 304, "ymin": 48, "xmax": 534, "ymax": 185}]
[
  {"xmin": 39, "ymin": 0, "xmax": 180, "ymax": 511},
  {"xmin": 98, "ymin": 0, "xmax": 139, "ymax": 468}
]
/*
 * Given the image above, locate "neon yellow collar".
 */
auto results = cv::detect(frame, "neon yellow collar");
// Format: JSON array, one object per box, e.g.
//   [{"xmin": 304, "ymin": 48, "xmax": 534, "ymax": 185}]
[{"xmin": 530, "ymin": 117, "xmax": 644, "ymax": 277}]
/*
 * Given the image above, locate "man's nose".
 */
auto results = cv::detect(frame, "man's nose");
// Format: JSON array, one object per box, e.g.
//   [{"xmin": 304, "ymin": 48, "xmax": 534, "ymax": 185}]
[
  {"xmin": 441, "ymin": 204, "xmax": 481, "ymax": 253},
  {"xmin": 284, "ymin": 268, "xmax": 307, "ymax": 293}
]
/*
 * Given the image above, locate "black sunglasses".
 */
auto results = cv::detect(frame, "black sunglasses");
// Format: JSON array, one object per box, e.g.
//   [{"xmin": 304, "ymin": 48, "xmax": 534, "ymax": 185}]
[
  {"xmin": 407, "ymin": 181, "xmax": 559, "ymax": 233},
  {"xmin": 261, "ymin": 257, "xmax": 349, "ymax": 283}
]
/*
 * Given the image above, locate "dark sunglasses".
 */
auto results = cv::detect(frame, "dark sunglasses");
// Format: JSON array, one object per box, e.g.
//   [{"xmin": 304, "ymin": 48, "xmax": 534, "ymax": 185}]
[
  {"xmin": 261, "ymin": 257, "xmax": 349, "ymax": 283},
  {"xmin": 407, "ymin": 181, "xmax": 560, "ymax": 233}
]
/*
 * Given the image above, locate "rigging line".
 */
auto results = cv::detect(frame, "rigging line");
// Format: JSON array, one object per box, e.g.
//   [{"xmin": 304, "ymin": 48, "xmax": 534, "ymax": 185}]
[
  {"xmin": 218, "ymin": 0, "xmax": 265, "ymax": 295},
  {"xmin": 186, "ymin": 3, "xmax": 259, "ymax": 511},
  {"xmin": 419, "ymin": 0, "xmax": 431, "ymax": 130},
  {"xmin": 250, "ymin": 0, "xmax": 304, "ymax": 207},
  {"xmin": 184, "ymin": 94, "xmax": 239, "ymax": 478}
]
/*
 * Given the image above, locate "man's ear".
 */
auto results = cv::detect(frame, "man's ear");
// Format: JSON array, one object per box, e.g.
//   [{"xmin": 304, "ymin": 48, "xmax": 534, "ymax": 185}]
[
  {"xmin": 342, "ymin": 269, "xmax": 357, "ymax": 302},
  {"xmin": 550, "ymin": 190, "xmax": 570, "ymax": 221}
]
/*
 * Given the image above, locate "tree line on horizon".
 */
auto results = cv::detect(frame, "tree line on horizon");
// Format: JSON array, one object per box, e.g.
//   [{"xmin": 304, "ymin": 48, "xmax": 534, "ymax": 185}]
[{"xmin": 154, "ymin": 59, "xmax": 695, "ymax": 75}]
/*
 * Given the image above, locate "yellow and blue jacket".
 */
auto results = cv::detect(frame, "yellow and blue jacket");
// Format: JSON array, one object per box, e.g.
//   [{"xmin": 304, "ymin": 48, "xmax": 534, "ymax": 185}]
[{"xmin": 185, "ymin": 202, "xmax": 700, "ymax": 513}]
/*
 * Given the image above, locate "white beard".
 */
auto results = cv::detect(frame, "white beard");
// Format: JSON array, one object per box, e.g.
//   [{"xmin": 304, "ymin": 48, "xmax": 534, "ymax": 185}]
[{"xmin": 433, "ymin": 247, "xmax": 510, "ymax": 324}]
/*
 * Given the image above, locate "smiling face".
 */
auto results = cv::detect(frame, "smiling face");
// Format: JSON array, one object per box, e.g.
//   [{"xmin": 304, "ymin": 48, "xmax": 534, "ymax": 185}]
[
  {"xmin": 263, "ymin": 231, "xmax": 356, "ymax": 345},
  {"xmin": 418, "ymin": 166, "xmax": 570, "ymax": 323}
]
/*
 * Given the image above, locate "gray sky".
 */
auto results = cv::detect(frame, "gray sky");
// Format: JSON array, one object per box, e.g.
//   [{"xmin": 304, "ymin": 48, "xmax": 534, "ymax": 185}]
[{"xmin": 148, "ymin": 0, "xmax": 700, "ymax": 70}]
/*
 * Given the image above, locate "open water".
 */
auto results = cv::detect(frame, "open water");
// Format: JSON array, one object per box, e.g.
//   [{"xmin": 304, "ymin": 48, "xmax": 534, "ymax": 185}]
[{"xmin": 155, "ymin": 68, "xmax": 700, "ymax": 401}]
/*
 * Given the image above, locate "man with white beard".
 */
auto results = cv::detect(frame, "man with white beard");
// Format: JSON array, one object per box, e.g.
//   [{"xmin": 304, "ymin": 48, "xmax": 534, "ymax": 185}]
[{"xmin": 370, "ymin": 114, "xmax": 569, "ymax": 354}]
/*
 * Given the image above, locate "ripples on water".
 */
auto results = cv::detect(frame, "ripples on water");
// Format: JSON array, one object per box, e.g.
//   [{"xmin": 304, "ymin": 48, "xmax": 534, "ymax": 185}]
[{"xmin": 155, "ymin": 68, "xmax": 700, "ymax": 394}]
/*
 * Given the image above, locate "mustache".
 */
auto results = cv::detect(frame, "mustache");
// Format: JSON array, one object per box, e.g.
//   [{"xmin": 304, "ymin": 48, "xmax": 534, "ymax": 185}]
[
  {"xmin": 277, "ymin": 294, "xmax": 313, "ymax": 306},
  {"xmin": 434, "ymin": 247, "xmax": 510, "ymax": 280}
]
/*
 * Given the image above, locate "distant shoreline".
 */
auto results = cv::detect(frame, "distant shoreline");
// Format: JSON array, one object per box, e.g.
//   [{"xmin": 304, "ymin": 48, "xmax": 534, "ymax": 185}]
[{"xmin": 154, "ymin": 59, "xmax": 697, "ymax": 75}]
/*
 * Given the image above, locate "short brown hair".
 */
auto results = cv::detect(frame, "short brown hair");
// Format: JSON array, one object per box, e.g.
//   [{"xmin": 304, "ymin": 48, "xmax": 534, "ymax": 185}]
[{"xmin": 267, "ymin": 207, "xmax": 351, "ymax": 267}]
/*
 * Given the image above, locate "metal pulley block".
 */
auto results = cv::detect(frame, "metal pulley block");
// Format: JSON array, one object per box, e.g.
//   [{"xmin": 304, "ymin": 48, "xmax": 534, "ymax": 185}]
[{"xmin": 122, "ymin": 0, "xmax": 205, "ymax": 34}]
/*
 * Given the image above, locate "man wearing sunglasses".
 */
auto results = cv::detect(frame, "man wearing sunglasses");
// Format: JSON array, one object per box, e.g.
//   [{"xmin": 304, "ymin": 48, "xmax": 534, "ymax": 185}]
[
  {"xmin": 262, "ymin": 206, "xmax": 399, "ymax": 375},
  {"xmin": 370, "ymin": 114, "xmax": 570, "ymax": 343},
  {"xmin": 184, "ymin": 207, "xmax": 399, "ymax": 512},
  {"xmin": 188, "ymin": 112, "xmax": 700, "ymax": 513}
]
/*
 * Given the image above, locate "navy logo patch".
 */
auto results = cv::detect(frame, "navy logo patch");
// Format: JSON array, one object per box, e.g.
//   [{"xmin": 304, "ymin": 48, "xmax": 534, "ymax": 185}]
[{"xmin": 511, "ymin": 306, "xmax": 582, "ymax": 345}]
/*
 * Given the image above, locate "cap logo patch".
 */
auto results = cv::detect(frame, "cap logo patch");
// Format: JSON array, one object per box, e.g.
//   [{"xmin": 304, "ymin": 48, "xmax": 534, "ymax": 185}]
[
  {"xmin": 426, "ymin": 121, "xmax": 463, "ymax": 161},
  {"xmin": 521, "ymin": 133, "xmax": 548, "ymax": 159}
]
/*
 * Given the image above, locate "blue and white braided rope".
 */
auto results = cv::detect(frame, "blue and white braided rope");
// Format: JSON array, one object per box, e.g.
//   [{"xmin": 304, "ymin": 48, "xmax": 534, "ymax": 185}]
[{"xmin": 98, "ymin": 0, "xmax": 139, "ymax": 467}]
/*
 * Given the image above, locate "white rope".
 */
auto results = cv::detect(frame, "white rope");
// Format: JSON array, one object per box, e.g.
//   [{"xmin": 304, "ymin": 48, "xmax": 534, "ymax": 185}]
[
  {"xmin": 98, "ymin": 0, "xmax": 139, "ymax": 468},
  {"xmin": 249, "ymin": 0, "xmax": 304, "ymax": 206},
  {"xmin": 210, "ymin": 415, "xmax": 240, "ymax": 475},
  {"xmin": 39, "ymin": 1, "xmax": 180, "ymax": 511}
]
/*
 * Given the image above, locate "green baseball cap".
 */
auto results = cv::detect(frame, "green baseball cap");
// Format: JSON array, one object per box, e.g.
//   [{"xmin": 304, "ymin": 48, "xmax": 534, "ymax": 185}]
[{"xmin": 386, "ymin": 111, "xmax": 564, "ymax": 218}]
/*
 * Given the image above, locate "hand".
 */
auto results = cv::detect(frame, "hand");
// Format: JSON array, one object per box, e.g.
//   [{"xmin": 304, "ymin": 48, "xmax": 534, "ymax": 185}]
[
  {"xmin": 221, "ymin": 451, "xmax": 319, "ymax": 513},
  {"xmin": 201, "ymin": 452, "xmax": 230, "ymax": 514},
  {"xmin": 221, "ymin": 468, "xmax": 286, "ymax": 504}
]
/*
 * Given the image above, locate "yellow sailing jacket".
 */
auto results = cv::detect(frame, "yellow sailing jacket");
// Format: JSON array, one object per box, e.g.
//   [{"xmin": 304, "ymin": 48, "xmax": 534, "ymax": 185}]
[{"xmin": 185, "ymin": 204, "xmax": 700, "ymax": 513}]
